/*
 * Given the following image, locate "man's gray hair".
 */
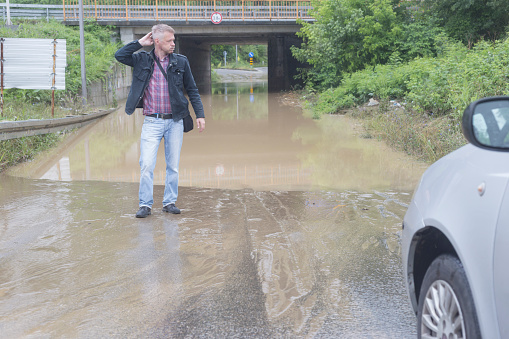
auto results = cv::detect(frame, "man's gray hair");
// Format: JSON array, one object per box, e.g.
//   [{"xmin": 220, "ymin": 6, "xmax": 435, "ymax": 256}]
[{"xmin": 152, "ymin": 24, "xmax": 175, "ymax": 40}]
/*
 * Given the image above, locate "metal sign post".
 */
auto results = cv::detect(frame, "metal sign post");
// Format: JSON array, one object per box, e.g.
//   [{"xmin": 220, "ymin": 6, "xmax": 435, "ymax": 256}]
[
  {"xmin": 5, "ymin": 0, "xmax": 12, "ymax": 25},
  {"xmin": 1, "ymin": 38, "xmax": 4, "ymax": 117},
  {"xmin": 79, "ymin": 0, "xmax": 87, "ymax": 106},
  {"xmin": 51, "ymin": 39, "xmax": 57, "ymax": 117}
]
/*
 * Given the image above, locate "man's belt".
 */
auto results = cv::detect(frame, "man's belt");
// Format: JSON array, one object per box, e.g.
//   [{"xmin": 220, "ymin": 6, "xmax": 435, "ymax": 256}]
[{"xmin": 146, "ymin": 113, "xmax": 173, "ymax": 119}]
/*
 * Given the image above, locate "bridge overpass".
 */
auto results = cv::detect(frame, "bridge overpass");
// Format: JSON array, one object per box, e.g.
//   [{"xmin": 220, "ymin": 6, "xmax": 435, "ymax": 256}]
[
  {"xmin": 1, "ymin": 1, "xmax": 312, "ymax": 91},
  {"xmin": 115, "ymin": 21, "xmax": 306, "ymax": 92},
  {"xmin": 61, "ymin": 0, "xmax": 313, "ymax": 92}
]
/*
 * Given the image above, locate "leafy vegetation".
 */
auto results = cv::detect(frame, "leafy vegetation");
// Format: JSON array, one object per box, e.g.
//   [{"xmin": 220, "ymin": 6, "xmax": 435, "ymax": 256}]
[
  {"xmin": 211, "ymin": 44, "xmax": 267, "ymax": 69},
  {"xmin": 294, "ymin": 0, "xmax": 509, "ymax": 161},
  {"xmin": 419, "ymin": 0, "xmax": 509, "ymax": 45},
  {"xmin": 292, "ymin": 0, "xmax": 440, "ymax": 89}
]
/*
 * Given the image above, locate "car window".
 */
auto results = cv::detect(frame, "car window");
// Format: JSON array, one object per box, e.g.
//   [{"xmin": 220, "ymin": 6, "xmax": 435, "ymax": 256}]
[{"xmin": 473, "ymin": 100, "xmax": 509, "ymax": 148}]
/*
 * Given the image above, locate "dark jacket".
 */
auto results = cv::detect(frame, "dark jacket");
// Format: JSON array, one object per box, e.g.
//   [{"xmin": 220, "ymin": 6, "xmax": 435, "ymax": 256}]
[{"xmin": 114, "ymin": 40, "xmax": 205, "ymax": 121}]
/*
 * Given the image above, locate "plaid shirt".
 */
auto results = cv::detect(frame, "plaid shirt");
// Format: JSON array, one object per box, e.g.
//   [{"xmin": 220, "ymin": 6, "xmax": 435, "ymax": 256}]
[{"xmin": 143, "ymin": 55, "xmax": 172, "ymax": 115}]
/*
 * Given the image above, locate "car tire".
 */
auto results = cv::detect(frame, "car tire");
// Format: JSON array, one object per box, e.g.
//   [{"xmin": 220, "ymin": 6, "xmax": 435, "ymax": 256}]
[{"xmin": 417, "ymin": 254, "xmax": 481, "ymax": 339}]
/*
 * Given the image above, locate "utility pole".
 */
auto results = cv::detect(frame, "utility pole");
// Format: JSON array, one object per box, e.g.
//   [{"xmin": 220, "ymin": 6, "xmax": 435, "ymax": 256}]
[
  {"xmin": 79, "ymin": 0, "xmax": 87, "ymax": 106},
  {"xmin": 5, "ymin": 0, "xmax": 12, "ymax": 25}
]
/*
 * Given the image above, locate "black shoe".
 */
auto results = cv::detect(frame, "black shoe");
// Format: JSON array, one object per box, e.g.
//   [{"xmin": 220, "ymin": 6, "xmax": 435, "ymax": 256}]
[
  {"xmin": 163, "ymin": 203, "xmax": 181, "ymax": 214},
  {"xmin": 136, "ymin": 206, "xmax": 151, "ymax": 218}
]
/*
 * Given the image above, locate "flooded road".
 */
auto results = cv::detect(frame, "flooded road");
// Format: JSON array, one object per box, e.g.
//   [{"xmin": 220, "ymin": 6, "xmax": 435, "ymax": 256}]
[{"xmin": 1, "ymin": 72, "xmax": 427, "ymax": 337}]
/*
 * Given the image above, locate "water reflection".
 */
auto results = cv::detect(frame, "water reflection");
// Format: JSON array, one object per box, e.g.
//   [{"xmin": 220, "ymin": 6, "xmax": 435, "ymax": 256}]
[
  {"xmin": 8, "ymin": 79, "xmax": 426, "ymax": 192},
  {"xmin": 212, "ymin": 82, "xmax": 267, "ymax": 120}
]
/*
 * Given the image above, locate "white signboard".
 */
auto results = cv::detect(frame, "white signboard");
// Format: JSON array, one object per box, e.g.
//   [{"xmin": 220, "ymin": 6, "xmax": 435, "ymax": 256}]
[{"xmin": 1, "ymin": 38, "xmax": 66, "ymax": 90}]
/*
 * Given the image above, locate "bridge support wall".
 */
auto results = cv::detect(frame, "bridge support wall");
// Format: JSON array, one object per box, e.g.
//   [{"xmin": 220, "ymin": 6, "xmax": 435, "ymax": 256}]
[
  {"xmin": 267, "ymin": 34, "xmax": 302, "ymax": 92},
  {"xmin": 177, "ymin": 39, "xmax": 212, "ymax": 95}
]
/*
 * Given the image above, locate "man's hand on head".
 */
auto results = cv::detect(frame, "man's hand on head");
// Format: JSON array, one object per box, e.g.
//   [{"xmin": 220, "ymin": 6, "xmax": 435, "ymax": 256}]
[{"xmin": 139, "ymin": 32, "xmax": 154, "ymax": 47}]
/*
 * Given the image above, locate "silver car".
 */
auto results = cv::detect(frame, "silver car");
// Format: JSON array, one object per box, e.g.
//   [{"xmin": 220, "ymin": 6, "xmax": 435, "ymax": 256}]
[{"xmin": 402, "ymin": 96, "xmax": 509, "ymax": 339}]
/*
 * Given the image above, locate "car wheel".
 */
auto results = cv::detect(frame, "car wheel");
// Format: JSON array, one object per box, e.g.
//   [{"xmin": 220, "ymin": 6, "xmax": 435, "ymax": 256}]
[{"xmin": 417, "ymin": 254, "xmax": 481, "ymax": 339}]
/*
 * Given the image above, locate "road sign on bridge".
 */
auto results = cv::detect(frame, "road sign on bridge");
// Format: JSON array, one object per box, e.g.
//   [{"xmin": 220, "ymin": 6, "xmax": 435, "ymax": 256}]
[{"xmin": 211, "ymin": 11, "xmax": 222, "ymax": 24}]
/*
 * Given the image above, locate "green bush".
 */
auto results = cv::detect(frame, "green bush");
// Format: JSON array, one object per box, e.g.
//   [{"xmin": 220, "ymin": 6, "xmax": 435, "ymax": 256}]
[
  {"xmin": 211, "ymin": 44, "xmax": 267, "ymax": 68},
  {"xmin": 312, "ymin": 36, "xmax": 509, "ymax": 117},
  {"xmin": 307, "ymin": 35, "xmax": 509, "ymax": 161}
]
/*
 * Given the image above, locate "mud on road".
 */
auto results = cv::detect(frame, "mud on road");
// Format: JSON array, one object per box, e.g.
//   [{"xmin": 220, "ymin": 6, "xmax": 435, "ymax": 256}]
[{"xmin": 1, "ymin": 176, "xmax": 416, "ymax": 337}]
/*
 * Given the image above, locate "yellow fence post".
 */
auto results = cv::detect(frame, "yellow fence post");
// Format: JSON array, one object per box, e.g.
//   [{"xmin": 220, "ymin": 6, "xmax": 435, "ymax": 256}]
[
  {"xmin": 156, "ymin": 0, "xmax": 159, "ymax": 20},
  {"xmin": 125, "ymin": 0, "xmax": 129, "ymax": 20},
  {"xmin": 185, "ymin": 0, "xmax": 188, "ymax": 21}
]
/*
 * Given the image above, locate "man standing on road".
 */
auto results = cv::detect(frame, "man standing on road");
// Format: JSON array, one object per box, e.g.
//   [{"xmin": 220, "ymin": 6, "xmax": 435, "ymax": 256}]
[{"xmin": 115, "ymin": 24, "xmax": 205, "ymax": 218}]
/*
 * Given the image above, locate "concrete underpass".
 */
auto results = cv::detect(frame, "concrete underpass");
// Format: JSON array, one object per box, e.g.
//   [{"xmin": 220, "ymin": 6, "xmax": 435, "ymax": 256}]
[{"xmin": 116, "ymin": 22, "xmax": 304, "ymax": 93}]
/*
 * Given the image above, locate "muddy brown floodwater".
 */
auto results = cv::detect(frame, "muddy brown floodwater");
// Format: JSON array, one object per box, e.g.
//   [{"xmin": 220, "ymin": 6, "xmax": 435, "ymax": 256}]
[{"xmin": 0, "ymin": 71, "xmax": 427, "ymax": 337}]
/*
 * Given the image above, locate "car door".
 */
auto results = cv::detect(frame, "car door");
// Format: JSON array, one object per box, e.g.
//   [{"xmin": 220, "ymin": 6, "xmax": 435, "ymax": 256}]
[{"xmin": 494, "ymin": 181, "xmax": 509, "ymax": 337}]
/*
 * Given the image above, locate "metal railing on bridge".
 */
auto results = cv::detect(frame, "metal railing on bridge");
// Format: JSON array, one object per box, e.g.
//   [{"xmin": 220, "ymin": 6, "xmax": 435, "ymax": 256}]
[
  {"xmin": 0, "ymin": 4, "xmax": 66, "ymax": 22},
  {"xmin": 62, "ymin": 0, "xmax": 313, "ymax": 21}
]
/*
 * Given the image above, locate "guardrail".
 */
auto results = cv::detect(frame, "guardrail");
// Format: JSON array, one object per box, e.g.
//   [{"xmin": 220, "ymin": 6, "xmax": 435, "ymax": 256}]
[
  {"xmin": 0, "ymin": 108, "xmax": 115, "ymax": 141},
  {"xmin": 0, "ymin": 3, "xmax": 65, "ymax": 22}
]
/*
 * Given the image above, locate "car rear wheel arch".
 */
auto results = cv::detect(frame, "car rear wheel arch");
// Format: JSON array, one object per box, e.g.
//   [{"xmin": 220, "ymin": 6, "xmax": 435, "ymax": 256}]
[{"xmin": 411, "ymin": 227, "xmax": 457, "ymax": 307}]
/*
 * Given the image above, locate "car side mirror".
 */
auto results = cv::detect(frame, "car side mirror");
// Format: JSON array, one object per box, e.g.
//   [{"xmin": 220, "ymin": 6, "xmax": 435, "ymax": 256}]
[{"xmin": 462, "ymin": 96, "xmax": 509, "ymax": 151}]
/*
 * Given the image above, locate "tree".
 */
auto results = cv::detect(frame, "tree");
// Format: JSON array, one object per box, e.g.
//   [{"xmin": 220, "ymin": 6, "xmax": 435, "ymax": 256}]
[
  {"xmin": 292, "ymin": 0, "xmax": 406, "ymax": 88},
  {"xmin": 358, "ymin": 0, "xmax": 403, "ymax": 66},
  {"xmin": 421, "ymin": 0, "xmax": 509, "ymax": 45},
  {"xmin": 291, "ymin": 0, "xmax": 365, "ymax": 88}
]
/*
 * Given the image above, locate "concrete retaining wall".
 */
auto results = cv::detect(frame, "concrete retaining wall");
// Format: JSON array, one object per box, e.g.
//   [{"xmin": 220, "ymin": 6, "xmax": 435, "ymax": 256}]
[{"xmin": 86, "ymin": 63, "xmax": 132, "ymax": 107}]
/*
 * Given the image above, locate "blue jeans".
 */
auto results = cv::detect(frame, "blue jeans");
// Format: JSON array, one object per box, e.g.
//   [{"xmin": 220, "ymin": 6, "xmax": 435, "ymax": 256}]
[{"xmin": 139, "ymin": 116, "xmax": 183, "ymax": 208}]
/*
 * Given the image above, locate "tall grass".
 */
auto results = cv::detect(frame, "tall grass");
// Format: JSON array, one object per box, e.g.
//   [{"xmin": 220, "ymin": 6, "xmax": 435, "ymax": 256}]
[{"xmin": 0, "ymin": 133, "xmax": 63, "ymax": 171}]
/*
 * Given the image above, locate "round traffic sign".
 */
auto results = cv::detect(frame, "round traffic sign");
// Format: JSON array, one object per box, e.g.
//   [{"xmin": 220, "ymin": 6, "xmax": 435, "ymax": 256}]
[
  {"xmin": 211, "ymin": 12, "xmax": 223, "ymax": 24},
  {"xmin": 248, "ymin": 52, "xmax": 254, "ymax": 58}
]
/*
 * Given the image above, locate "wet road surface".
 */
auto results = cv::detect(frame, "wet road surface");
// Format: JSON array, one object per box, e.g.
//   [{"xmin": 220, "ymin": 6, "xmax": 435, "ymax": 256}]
[{"xmin": 1, "ymin": 73, "xmax": 427, "ymax": 337}]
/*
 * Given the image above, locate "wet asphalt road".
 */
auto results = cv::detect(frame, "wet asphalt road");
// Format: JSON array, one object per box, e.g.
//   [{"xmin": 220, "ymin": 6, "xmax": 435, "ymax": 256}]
[
  {"xmin": 0, "ymin": 71, "xmax": 425, "ymax": 337},
  {"xmin": 1, "ymin": 177, "xmax": 417, "ymax": 337}
]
